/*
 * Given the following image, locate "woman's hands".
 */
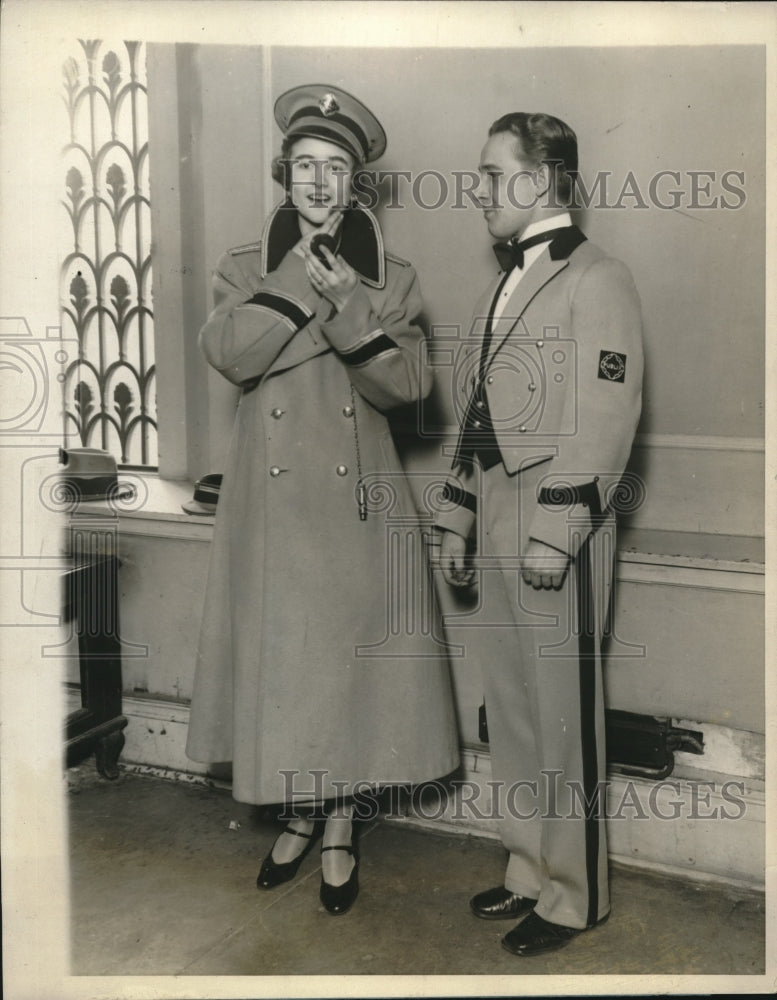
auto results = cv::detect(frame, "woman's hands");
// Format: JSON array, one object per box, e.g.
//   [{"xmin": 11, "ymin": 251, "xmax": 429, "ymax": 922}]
[
  {"xmin": 298, "ymin": 212, "xmax": 359, "ymax": 314},
  {"xmin": 292, "ymin": 208, "xmax": 342, "ymax": 259}
]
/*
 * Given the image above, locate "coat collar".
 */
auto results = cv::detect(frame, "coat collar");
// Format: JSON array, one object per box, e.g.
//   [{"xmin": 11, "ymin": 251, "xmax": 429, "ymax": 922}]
[
  {"xmin": 485, "ymin": 225, "xmax": 587, "ymax": 365},
  {"xmin": 546, "ymin": 223, "xmax": 586, "ymax": 261},
  {"xmin": 260, "ymin": 200, "xmax": 386, "ymax": 288}
]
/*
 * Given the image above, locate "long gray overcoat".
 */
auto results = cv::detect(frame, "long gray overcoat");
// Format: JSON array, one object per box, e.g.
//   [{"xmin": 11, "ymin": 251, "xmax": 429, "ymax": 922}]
[{"xmin": 185, "ymin": 203, "xmax": 459, "ymax": 805}]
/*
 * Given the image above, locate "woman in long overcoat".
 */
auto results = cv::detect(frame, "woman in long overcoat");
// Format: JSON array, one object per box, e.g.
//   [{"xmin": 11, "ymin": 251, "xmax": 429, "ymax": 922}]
[{"xmin": 185, "ymin": 85, "xmax": 459, "ymax": 914}]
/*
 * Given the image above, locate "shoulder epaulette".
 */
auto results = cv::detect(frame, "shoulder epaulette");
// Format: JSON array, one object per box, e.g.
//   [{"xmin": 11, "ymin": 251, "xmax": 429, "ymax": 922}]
[
  {"xmin": 228, "ymin": 241, "xmax": 263, "ymax": 256},
  {"xmin": 385, "ymin": 250, "xmax": 411, "ymax": 268}
]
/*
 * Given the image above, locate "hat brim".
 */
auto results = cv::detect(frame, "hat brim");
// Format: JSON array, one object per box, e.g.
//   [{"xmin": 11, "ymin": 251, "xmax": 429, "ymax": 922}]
[
  {"xmin": 181, "ymin": 499, "xmax": 217, "ymax": 515},
  {"xmin": 274, "ymin": 84, "xmax": 386, "ymax": 163},
  {"xmin": 283, "ymin": 124, "xmax": 365, "ymax": 164},
  {"xmin": 59, "ymin": 476, "xmax": 134, "ymax": 502}
]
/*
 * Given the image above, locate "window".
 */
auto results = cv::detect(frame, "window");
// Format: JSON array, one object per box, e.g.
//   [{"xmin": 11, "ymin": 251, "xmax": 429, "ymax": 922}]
[{"xmin": 60, "ymin": 39, "xmax": 157, "ymax": 470}]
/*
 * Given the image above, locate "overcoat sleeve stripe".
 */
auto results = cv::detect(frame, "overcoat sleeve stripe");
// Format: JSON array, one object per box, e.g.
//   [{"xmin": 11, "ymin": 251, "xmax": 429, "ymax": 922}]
[
  {"xmin": 244, "ymin": 290, "xmax": 313, "ymax": 330},
  {"xmin": 337, "ymin": 330, "xmax": 400, "ymax": 367},
  {"xmin": 442, "ymin": 480, "xmax": 477, "ymax": 514}
]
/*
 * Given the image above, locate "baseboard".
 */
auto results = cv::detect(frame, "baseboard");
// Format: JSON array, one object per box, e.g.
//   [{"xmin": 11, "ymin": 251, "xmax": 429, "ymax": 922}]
[
  {"xmin": 632, "ymin": 433, "xmax": 764, "ymax": 453},
  {"xmin": 395, "ymin": 745, "xmax": 765, "ymax": 892},
  {"xmin": 69, "ymin": 691, "xmax": 765, "ymax": 893}
]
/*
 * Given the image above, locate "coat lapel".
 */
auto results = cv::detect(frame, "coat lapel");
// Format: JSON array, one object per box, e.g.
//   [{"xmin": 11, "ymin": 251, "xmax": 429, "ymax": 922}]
[
  {"xmin": 261, "ymin": 201, "xmax": 388, "ymax": 376},
  {"xmin": 486, "ymin": 253, "xmax": 569, "ymax": 363},
  {"xmin": 466, "ymin": 279, "xmax": 502, "ymax": 350},
  {"xmin": 261, "ymin": 200, "xmax": 385, "ymax": 288}
]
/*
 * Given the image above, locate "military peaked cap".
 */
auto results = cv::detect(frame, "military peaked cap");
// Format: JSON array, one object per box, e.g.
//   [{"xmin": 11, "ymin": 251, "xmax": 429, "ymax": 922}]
[{"xmin": 274, "ymin": 84, "xmax": 387, "ymax": 163}]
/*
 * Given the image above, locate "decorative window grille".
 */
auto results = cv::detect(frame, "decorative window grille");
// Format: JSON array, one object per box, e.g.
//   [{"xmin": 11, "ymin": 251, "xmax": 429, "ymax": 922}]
[{"xmin": 61, "ymin": 39, "xmax": 157, "ymax": 470}]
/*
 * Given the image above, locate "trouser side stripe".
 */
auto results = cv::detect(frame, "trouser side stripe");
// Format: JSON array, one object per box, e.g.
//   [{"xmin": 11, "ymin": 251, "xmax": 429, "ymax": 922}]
[{"xmin": 577, "ymin": 533, "xmax": 600, "ymax": 928}]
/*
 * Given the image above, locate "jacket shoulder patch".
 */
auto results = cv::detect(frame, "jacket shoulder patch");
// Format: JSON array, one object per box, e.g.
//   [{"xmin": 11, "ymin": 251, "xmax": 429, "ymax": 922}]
[
  {"xmin": 228, "ymin": 241, "xmax": 263, "ymax": 257},
  {"xmin": 598, "ymin": 350, "xmax": 627, "ymax": 383}
]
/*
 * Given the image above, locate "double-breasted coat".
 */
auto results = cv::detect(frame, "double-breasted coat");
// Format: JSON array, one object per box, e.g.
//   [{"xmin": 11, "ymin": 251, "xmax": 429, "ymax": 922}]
[
  {"xmin": 437, "ymin": 224, "xmax": 643, "ymax": 930},
  {"xmin": 185, "ymin": 203, "xmax": 459, "ymax": 806}
]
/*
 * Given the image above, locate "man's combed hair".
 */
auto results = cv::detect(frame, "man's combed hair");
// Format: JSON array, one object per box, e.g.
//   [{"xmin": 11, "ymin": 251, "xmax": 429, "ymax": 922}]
[{"xmin": 489, "ymin": 112, "xmax": 578, "ymax": 205}]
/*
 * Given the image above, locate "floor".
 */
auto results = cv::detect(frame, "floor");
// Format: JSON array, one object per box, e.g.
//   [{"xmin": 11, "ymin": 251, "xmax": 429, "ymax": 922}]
[{"xmin": 66, "ymin": 764, "xmax": 766, "ymax": 983}]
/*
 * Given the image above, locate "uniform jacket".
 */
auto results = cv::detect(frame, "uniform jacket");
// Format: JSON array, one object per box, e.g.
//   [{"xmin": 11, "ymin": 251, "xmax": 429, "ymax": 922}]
[
  {"xmin": 437, "ymin": 226, "xmax": 643, "ymax": 557},
  {"xmin": 185, "ymin": 202, "xmax": 458, "ymax": 806}
]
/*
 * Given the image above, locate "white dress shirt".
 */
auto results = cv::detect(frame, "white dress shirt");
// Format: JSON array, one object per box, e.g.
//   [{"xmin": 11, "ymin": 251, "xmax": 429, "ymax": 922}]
[{"xmin": 491, "ymin": 212, "xmax": 573, "ymax": 324}]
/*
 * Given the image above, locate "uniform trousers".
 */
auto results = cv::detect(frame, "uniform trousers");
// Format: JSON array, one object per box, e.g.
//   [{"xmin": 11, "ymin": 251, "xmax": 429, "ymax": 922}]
[{"xmin": 473, "ymin": 458, "xmax": 614, "ymax": 929}]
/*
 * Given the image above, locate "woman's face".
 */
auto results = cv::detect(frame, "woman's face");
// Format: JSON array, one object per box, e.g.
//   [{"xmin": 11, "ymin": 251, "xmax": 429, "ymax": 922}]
[{"xmin": 287, "ymin": 136, "xmax": 356, "ymax": 232}]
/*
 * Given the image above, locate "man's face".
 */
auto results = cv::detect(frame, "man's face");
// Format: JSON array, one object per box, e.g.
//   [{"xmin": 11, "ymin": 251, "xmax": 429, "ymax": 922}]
[
  {"xmin": 475, "ymin": 131, "xmax": 545, "ymax": 240},
  {"xmin": 287, "ymin": 136, "xmax": 355, "ymax": 230}
]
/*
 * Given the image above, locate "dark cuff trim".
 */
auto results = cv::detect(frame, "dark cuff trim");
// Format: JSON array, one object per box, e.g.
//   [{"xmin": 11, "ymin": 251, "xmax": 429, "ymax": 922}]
[
  {"xmin": 442, "ymin": 481, "xmax": 477, "ymax": 514},
  {"xmin": 245, "ymin": 290, "xmax": 312, "ymax": 329},
  {"xmin": 338, "ymin": 332, "xmax": 399, "ymax": 367}
]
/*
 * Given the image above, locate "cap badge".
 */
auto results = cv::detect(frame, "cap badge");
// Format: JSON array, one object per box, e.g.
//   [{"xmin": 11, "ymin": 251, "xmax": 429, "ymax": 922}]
[{"xmin": 319, "ymin": 92, "xmax": 340, "ymax": 117}]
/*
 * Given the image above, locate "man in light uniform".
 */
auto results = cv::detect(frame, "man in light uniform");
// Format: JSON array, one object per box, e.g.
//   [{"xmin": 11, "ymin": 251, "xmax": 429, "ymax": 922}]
[{"xmin": 438, "ymin": 112, "xmax": 643, "ymax": 955}]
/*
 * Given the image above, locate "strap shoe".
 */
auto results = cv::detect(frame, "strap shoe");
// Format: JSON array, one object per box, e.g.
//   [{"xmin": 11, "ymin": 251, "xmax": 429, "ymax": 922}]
[
  {"xmin": 256, "ymin": 822, "xmax": 322, "ymax": 890},
  {"xmin": 319, "ymin": 844, "xmax": 359, "ymax": 915}
]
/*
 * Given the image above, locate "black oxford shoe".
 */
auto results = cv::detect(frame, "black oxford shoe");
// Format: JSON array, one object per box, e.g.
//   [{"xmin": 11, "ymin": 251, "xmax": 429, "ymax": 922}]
[
  {"xmin": 470, "ymin": 885, "xmax": 537, "ymax": 921},
  {"xmin": 501, "ymin": 909, "xmax": 610, "ymax": 956}
]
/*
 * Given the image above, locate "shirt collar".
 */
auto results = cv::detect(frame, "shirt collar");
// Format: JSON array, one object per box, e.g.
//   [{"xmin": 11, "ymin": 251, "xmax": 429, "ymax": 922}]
[
  {"xmin": 517, "ymin": 211, "xmax": 574, "ymax": 243},
  {"xmin": 260, "ymin": 200, "xmax": 386, "ymax": 288}
]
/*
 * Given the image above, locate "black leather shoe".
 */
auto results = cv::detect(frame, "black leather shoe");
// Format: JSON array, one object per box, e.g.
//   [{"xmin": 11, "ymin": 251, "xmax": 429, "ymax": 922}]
[
  {"xmin": 470, "ymin": 885, "xmax": 537, "ymax": 921},
  {"xmin": 256, "ymin": 822, "xmax": 322, "ymax": 890},
  {"xmin": 501, "ymin": 909, "xmax": 610, "ymax": 956},
  {"xmin": 319, "ymin": 845, "xmax": 359, "ymax": 915}
]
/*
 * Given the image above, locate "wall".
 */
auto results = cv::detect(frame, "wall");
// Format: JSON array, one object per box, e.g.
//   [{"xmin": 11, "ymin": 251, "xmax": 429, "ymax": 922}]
[
  {"xmin": 142, "ymin": 38, "xmax": 765, "ymax": 670},
  {"xmin": 152, "ymin": 42, "xmax": 764, "ymax": 535},
  {"xmin": 269, "ymin": 44, "xmax": 765, "ymax": 443}
]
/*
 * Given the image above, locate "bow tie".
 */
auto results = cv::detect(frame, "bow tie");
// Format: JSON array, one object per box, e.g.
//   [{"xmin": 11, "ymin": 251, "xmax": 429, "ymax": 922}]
[{"xmin": 492, "ymin": 227, "xmax": 568, "ymax": 273}]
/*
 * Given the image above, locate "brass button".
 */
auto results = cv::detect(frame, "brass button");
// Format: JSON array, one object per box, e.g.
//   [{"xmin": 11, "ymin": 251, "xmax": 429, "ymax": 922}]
[
  {"xmin": 342, "ymin": 405, "xmax": 354, "ymax": 417},
  {"xmin": 536, "ymin": 340, "xmax": 544, "ymax": 348},
  {"xmin": 269, "ymin": 466, "xmax": 281, "ymax": 477},
  {"xmin": 336, "ymin": 465, "xmax": 348, "ymax": 476},
  {"xmin": 473, "ymin": 420, "xmax": 482, "ymax": 429},
  {"xmin": 271, "ymin": 408, "xmax": 283, "ymax": 419},
  {"xmin": 486, "ymin": 376, "xmax": 494, "ymax": 385},
  {"xmin": 476, "ymin": 399, "xmax": 485, "ymax": 409},
  {"xmin": 519, "ymin": 426, "xmax": 527, "ymax": 433}
]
